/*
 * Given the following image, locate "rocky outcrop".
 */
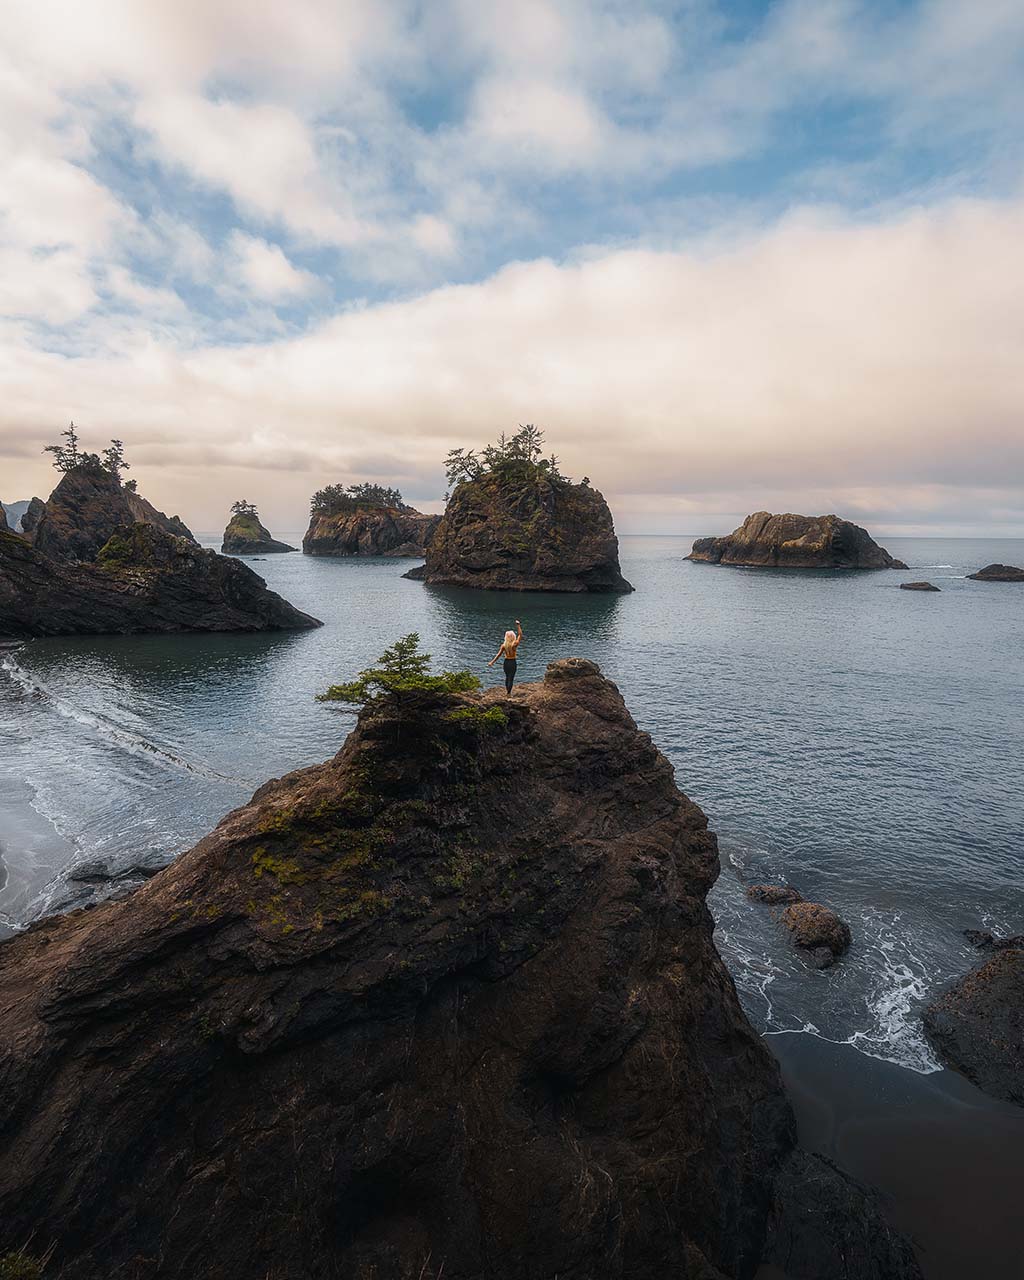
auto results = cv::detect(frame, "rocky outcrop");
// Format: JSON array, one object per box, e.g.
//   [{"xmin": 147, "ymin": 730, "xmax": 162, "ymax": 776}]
[
  {"xmin": 963, "ymin": 929, "xmax": 1024, "ymax": 951},
  {"xmin": 0, "ymin": 523, "xmax": 320, "ymax": 637},
  {"xmin": 924, "ymin": 948, "xmax": 1023, "ymax": 1106},
  {"xmin": 747, "ymin": 884, "xmax": 803, "ymax": 905},
  {"xmin": 407, "ymin": 473, "xmax": 633, "ymax": 592},
  {"xmin": 303, "ymin": 506, "xmax": 439, "ymax": 557},
  {"xmin": 17, "ymin": 496, "xmax": 45, "ymax": 537},
  {"xmin": 900, "ymin": 581, "xmax": 940, "ymax": 591},
  {"xmin": 688, "ymin": 512, "xmax": 907, "ymax": 570},
  {"xmin": 0, "ymin": 659, "xmax": 917, "ymax": 1279},
  {"xmin": 967, "ymin": 563, "xmax": 1024, "ymax": 582},
  {"xmin": 780, "ymin": 902, "xmax": 852, "ymax": 968},
  {"xmin": 222, "ymin": 508, "xmax": 296, "ymax": 555},
  {"xmin": 29, "ymin": 464, "xmax": 196, "ymax": 564}
]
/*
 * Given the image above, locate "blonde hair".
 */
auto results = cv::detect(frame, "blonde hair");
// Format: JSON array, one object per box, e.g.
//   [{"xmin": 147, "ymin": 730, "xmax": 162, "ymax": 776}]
[{"xmin": 504, "ymin": 630, "xmax": 516, "ymax": 644}]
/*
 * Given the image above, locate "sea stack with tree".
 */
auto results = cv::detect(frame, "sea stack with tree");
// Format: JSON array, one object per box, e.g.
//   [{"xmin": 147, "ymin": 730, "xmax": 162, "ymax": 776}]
[
  {"xmin": 688, "ymin": 511, "xmax": 908, "ymax": 569},
  {"xmin": 222, "ymin": 499, "xmax": 296, "ymax": 555},
  {"xmin": 0, "ymin": 644, "xmax": 920, "ymax": 1279},
  {"xmin": 406, "ymin": 425, "xmax": 633, "ymax": 592},
  {"xmin": 303, "ymin": 483, "xmax": 439, "ymax": 557}
]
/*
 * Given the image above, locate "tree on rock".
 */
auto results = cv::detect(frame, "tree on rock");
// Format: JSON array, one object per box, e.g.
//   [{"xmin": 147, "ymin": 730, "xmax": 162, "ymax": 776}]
[
  {"xmin": 102, "ymin": 439, "xmax": 131, "ymax": 480},
  {"xmin": 317, "ymin": 633, "xmax": 478, "ymax": 709},
  {"xmin": 43, "ymin": 422, "xmax": 83, "ymax": 472},
  {"xmin": 444, "ymin": 424, "xmax": 569, "ymax": 495},
  {"xmin": 231, "ymin": 499, "xmax": 259, "ymax": 517}
]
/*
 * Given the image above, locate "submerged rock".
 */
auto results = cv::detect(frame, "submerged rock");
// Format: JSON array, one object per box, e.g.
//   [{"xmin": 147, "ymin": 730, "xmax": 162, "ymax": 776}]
[
  {"xmin": 963, "ymin": 929, "xmax": 1024, "ymax": 951},
  {"xmin": 900, "ymin": 581, "xmax": 940, "ymax": 591},
  {"xmin": 408, "ymin": 472, "xmax": 633, "ymax": 592},
  {"xmin": 780, "ymin": 901, "xmax": 852, "ymax": 968},
  {"xmin": 747, "ymin": 884, "xmax": 804, "ymax": 905},
  {"xmin": 29, "ymin": 464, "xmax": 196, "ymax": 564},
  {"xmin": 0, "ymin": 522, "xmax": 321, "ymax": 637},
  {"xmin": 924, "ymin": 948, "xmax": 1024, "ymax": 1105},
  {"xmin": 967, "ymin": 563, "xmax": 1024, "ymax": 582},
  {"xmin": 222, "ymin": 506, "xmax": 296, "ymax": 555},
  {"xmin": 303, "ymin": 505, "xmax": 439, "ymax": 557},
  {"xmin": 0, "ymin": 659, "xmax": 915, "ymax": 1279},
  {"xmin": 688, "ymin": 512, "xmax": 907, "ymax": 570}
]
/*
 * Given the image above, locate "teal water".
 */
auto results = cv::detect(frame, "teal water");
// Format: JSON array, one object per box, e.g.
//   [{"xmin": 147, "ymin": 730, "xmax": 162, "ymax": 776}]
[{"xmin": 1, "ymin": 534, "xmax": 1022, "ymax": 1079}]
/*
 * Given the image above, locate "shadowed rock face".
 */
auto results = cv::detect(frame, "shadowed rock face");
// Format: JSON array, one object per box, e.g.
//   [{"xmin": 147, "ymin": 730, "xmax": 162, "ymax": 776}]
[
  {"xmin": 222, "ymin": 509, "xmax": 296, "ymax": 555},
  {"xmin": 924, "ymin": 948, "xmax": 1024, "ymax": 1106},
  {"xmin": 0, "ymin": 523, "xmax": 320, "ymax": 637},
  {"xmin": 0, "ymin": 504, "xmax": 7, "ymax": 532},
  {"xmin": 17, "ymin": 496, "xmax": 45, "ymax": 536},
  {"xmin": 0, "ymin": 660, "xmax": 917, "ymax": 1279},
  {"xmin": 303, "ymin": 507, "xmax": 440, "ymax": 557},
  {"xmin": 408, "ymin": 473, "xmax": 633, "ymax": 592},
  {"xmin": 29, "ymin": 465, "xmax": 196, "ymax": 564},
  {"xmin": 688, "ymin": 512, "xmax": 907, "ymax": 570},
  {"xmin": 967, "ymin": 563, "xmax": 1024, "ymax": 582}
]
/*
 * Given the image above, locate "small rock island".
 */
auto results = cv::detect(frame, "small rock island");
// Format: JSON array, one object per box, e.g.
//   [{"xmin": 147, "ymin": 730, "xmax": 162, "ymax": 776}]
[
  {"xmin": 967, "ymin": 563, "xmax": 1024, "ymax": 582},
  {"xmin": 0, "ymin": 654, "xmax": 919, "ymax": 1279},
  {"xmin": 303, "ymin": 482, "xmax": 439, "ymax": 557},
  {"xmin": 222, "ymin": 499, "xmax": 296, "ymax": 554},
  {"xmin": 406, "ymin": 425, "xmax": 633, "ymax": 592},
  {"xmin": 688, "ymin": 511, "xmax": 908, "ymax": 570}
]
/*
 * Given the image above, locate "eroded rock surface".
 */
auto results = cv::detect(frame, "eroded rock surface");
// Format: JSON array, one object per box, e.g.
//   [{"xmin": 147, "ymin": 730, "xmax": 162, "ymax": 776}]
[
  {"xmin": 688, "ymin": 513, "xmax": 907, "ymax": 570},
  {"xmin": 747, "ymin": 884, "xmax": 804, "ymax": 905},
  {"xmin": 0, "ymin": 660, "xmax": 915, "ymax": 1279},
  {"xmin": 303, "ymin": 507, "xmax": 439, "ymax": 557}
]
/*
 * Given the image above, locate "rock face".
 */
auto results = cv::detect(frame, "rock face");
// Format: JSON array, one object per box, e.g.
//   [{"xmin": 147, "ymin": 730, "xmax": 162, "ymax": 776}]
[
  {"xmin": 0, "ymin": 659, "xmax": 917, "ymax": 1279},
  {"xmin": 924, "ymin": 948, "xmax": 1024, "ymax": 1106},
  {"xmin": 0, "ymin": 523, "xmax": 320, "ymax": 637},
  {"xmin": 900, "ymin": 581, "xmax": 940, "ymax": 591},
  {"xmin": 303, "ymin": 506, "xmax": 440, "ymax": 557},
  {"xmin": 222, "ymin": 508, "xmax": 296, "ymax": 555},
  {"xmin": 0, "ymin": 499, "xmax": 31, "ymax": 531},
  {"xmin": 29, "ymin": 464, "xmax": 196, "ymax": 564},
  {"xmin": 0, "ymin": 503, "xmax": 7, "ymax": 532},
  {"xmin": 780, "ymin": 902, "xmax": 852, "ymax": 968},
  {"xmin": 967, "ymin": 563, "xmax": 1024, "ymax": 582},
  {"xmin": 408, "ymin": 473, "xmax": 633, "ymax": 592},
  {"xmin": 17, "ymin": 496, "xmax": 45, "ymax": 536},
  {"xmin": 688, "ymin": 512, "xmax": 907, "ymax": 570},
  {"xmin": 747, "ymin": 884, "xmax": 804, "ymax": 905}
]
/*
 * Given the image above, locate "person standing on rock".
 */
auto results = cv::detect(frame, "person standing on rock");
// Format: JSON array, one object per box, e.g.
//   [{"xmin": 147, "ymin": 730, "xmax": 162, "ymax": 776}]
[{"xmin": 488, "ymin": 619, "xmax": 523, "ymax": 695}]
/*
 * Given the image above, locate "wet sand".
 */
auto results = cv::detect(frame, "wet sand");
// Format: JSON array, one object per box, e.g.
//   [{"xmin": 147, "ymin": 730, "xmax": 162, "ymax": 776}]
[{"xmin": 767, "ymin": 1032, "xmax": 1024, "ymax": 1280}]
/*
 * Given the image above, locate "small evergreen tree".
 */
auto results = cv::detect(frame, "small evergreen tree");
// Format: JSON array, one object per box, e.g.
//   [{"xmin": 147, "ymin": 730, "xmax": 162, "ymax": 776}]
[
  {"xmin": 317, "ymin": 633, "xmax": 478, "ymax": 709},
  {"xmin": 43, "ymin": 422, "xmax": 82, "ymax": 472},
  {"xmin": 443, "ymin": 424, "xmax": 569, "ymax": 493},
  {"xmin": 101, "ymin": 438, "xmax": 130, "ymax": 480},
  {"xmin": 124, "ymin": 478, "xmax": 138, "ymax": 492},
  {"xmin": 231, "ymin": 499, "xmax": 258, "ymax": 517}
]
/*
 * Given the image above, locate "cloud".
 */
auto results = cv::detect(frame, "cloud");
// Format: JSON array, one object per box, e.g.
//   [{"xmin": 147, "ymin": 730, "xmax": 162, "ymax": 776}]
[{"xmin": 228, "ymin": 232, "xmax": 318, "ymax": 300}]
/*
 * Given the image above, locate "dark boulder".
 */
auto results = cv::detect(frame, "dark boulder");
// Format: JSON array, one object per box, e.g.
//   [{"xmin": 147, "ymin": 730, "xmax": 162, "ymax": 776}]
[
  {"xmin": 222, "ymin": 507, "xmax": 295, "ymax": 555},
  {"xmin": 780, "ymin": 902, "xmax": 852, "ymax": 968},
  {"xmin": 900, "ymin": 581, "xmax": 940, "ymax": 592},
  {"xmin": 408, "ymin": 472, "xmax": 633, "ymax": 592},
  {"xmin": 967, "ymin": 563, "xmax": 1024, "ymax": 582},
  {"xmin": 0, "ymin": 659, "xmax": 913, "ymax": 1278},
  {"xmin": 17, "ymin": 497, "xmax": 45, "ymax": 537},
  {"xmin": 0, "ymin": 523, "xmax": 320, "ymax": 638},
  {"xmin": 29, "ymin": 464, "xmax": 196, "ymax": 564},
  {"xmin": 688, "ymin": 512, "xmax": 907, "ymax": 570},
  {"xmin": 303, "ymin": 505, "xmax": 439, "ymax": 557},
  {"xmin": 923, "ymin": 948, "xmax": 1024, "ymax": 1105},
  {"xmin": 747, "ymin": 884, "xmax": 804, "ymax": 905}
]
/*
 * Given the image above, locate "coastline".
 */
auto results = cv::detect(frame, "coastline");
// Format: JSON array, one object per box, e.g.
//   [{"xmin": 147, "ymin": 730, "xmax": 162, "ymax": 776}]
[{"xmin": 0, "ymin": 774, "xmax": 80, "ymax": 941}]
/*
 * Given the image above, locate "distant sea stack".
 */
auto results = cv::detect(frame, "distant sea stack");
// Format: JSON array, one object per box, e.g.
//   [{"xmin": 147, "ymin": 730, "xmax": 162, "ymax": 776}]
[
  {"xmin": 0, "ymin": 657, "xmax": 919, "ymax": 1278},
  {"xmin": 222, "ymin": 501, "xmax": 296, "ymax": 555},
  {"xmin": 302, "ymin": 482, "xmax": 438, "ymax": 557},
  {"xmin": 407, "ymin": 426, "xmax": 633, "ymax": 592},
  {"xmin": 688, "ymin": 512, "xmax": 907, "ymax": 570},
  {"xmin": 967, "ymin": 563, "xmax": 1024, "ymax": 582},
  {"xmin": 29, "ymin": 461, "xmax": 196, "ymax": 564},
  {"xmin": 0, "ymin": 522, "xmax": 320, "ymax": 638}
]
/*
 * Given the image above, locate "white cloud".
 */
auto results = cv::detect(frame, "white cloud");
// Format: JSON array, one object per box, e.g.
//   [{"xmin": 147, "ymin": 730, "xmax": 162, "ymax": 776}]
[{"xmin": 228, "ymin": 232, "xmax": 318, "ymax": 299}]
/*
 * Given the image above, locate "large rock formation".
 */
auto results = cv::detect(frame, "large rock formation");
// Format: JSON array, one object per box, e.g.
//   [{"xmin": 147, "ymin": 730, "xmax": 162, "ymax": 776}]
[
  {"xmin": 923, "ymin": 947, "xmax": 1023, "ymax": 1106},
  {"xmin": 407, "ymin": 473, "xmax": 633, "ymax": 592},
  {"xmin": 0, "ymin": 659, "xmax": 918, "ymax": 1279},
  {"xmin": 222, "ymin": 506, "xmax": 296, "ymax": 555},
  {"xmin": 303, "ymin": 506, "xmax": 439, "ymax": 557},
  {"xmin": 967, "ymin": 563, "xmax": 1024, "ymax": 582},
  {"xmin": 17, "ymin": 496, "xmax": 45, "ymax": 537},
  {"xmin": 688, "ymin": 513, "xmax": 907, "ymax": 570},
  {"xmin": 0, "ymin": 522, "xmax": 320, "ymax": 637},
  {"xmin": 29, "ymin": 463, "xmax": 196, "ymax": 564}
]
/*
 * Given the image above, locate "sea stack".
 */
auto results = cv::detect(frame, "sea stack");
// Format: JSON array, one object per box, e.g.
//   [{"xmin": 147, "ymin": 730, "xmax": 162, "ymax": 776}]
[
  {"xmin": 222, "ymin": 502, "xmax": 296, "ymax": 555},
  {"xmin": 688, "ymin": 512, "xmax": 907, "ymax": 570},
  {"xmin": 303, "ymin": 483, "xmax": 439, "ymax": 557},
  {"xmin": 0, "ymin": 658, "xmax": 919, "ymax": 1278},
  {"xmin": 967, "ymin": 563, "xmax": 1024, "ymax": 582},
  {"xmin": 407, "ymin": 428, "xmax": 632, "ymax": 592}
]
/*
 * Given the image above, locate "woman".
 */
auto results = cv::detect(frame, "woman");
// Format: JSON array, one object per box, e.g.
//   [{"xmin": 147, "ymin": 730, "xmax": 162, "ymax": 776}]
[{"xmin": 488, "ymin": 618, "xmax": 523, "ymax": 695}]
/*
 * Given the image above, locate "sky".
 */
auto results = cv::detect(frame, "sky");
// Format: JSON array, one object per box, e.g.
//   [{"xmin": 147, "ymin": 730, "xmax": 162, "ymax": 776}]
[{"xmin": 1, "ymin": 0, "xmax": 1023, "ymax": 536}]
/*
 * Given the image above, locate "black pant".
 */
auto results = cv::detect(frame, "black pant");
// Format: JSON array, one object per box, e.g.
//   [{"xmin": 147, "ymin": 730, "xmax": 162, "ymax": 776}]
[{"xmin": 503, "ymin": 659, "xmax": 517, "ymax": 693}]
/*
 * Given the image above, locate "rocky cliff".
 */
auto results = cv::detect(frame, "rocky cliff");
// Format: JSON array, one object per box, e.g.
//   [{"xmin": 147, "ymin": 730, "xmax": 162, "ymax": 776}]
[
  {"xmin": 0, "ymin": 523, "xmax": 320, "ymax": 637},
  {"xmin": 222, "ymin": 508, "xmax": 296, "ymax": 555},
  {"xmin": 407, "ymin": 473, "xmax": 633, "ymax": 592},
  {"xmin": 0, "ymin": 659, "xmax": 918, "ymax": 1279},
  {"xmin": 303, "ymin": 506, "xmax": 439, "ymax": 557},
  {"xmin": 29, "ymin": 464, "xmax": 196, "ymax": 563},
  {"xmin": 688, "ymin": 512, "xmax": 907, "ymax": 570}
]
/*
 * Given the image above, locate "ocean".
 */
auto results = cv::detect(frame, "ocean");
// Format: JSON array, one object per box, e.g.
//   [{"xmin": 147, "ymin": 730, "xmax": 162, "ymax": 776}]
[{"xmin": 2, "ymin": 533, "xmax": 1022, "ymax": 1277}]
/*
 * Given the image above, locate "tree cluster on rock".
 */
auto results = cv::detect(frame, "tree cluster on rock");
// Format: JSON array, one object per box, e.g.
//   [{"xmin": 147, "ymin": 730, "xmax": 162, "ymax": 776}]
[
  {"xmin": 310, "ymin": 482, "xmax": 406, "ymax": 516},
  {"xmin": 318, "ymin": 633, "xmax": 478, "ymax": 711},
  {"xmin": 231, "ymin": 499, "xmax": 258, "ymax": 517},
  {"xmin": 43, "ymin": 423, "xmax": 134, "ymax": 489},
  {"xmin": 444, "ymin": 423, "xmax": 567, "ymax": 496}
]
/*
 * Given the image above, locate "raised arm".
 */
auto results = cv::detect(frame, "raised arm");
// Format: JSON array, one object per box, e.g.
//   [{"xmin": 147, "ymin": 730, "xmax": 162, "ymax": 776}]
[{"xmin": 515, "ymin": 618, "xmax": 523, "ymax": 642}]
